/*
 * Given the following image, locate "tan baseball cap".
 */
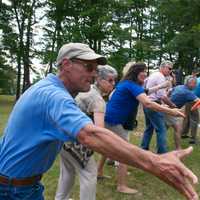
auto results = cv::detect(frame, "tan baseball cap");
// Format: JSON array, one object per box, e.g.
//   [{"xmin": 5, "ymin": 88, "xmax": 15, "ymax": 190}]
[{"xmin": 56, "ymin": 43, "xmax": 107, "ymax": 66}]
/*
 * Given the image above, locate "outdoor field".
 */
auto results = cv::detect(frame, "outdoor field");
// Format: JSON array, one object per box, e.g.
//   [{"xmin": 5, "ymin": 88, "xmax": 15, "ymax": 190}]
[{"xmin": 1, "ymin": 95, "xmax": 200, "ymax": 200}]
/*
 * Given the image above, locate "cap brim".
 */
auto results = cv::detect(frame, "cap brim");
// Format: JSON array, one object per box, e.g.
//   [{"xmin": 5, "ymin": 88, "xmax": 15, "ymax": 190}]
[{"xmin": 76, "ymin": 53, "xmax": 107, "ymax": 65}]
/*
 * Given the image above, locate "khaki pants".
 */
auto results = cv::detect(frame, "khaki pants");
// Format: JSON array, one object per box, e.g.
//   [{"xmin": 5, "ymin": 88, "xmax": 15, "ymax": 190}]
[{"xmin": 55, "ymin": 148, "xmax": 97, "ymax": 200}]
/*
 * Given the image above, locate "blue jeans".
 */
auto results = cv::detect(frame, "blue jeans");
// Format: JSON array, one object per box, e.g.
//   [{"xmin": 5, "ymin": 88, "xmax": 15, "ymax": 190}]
[
  {"xmin": 0, "ymin": 182, "xmax": 44, "ymax": 200},
  {"xmin": 141, "ymin": 108, "xmax": 167, "ymax": 154}
]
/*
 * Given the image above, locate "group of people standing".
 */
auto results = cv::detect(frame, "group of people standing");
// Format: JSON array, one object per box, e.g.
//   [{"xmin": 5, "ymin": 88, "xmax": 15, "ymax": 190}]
[
  {"xmin": 0, "ymin": 43, "xmax": 198, "ymax": 200},
  {"xmin": 55, "ymin": 58, "xmax": 200, "ymax": 199},
  {"xmin": 141, "ymin": 62, "xmax": 200, "ymax": 152}
]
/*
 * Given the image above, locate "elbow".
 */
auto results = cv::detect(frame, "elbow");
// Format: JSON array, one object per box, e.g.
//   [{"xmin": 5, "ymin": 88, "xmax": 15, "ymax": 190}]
[
  {"xmin": 143, "ymin": 101, "xmax": 153, "ymax": 109},
  {"xmin": 77, "ymin": 130, "xmax": 92, "ymax": 147},
  {"xmin": 78, "ymin": 133, "xmax": 91, "ymax": 147},
  {"xmin": 77, "ymin": 125, "xmax": 98, "ymax": 149}
]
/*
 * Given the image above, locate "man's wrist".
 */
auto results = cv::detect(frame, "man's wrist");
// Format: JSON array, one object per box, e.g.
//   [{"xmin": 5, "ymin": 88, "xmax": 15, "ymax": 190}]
[{"xmin": 138, "ymin": 150, "xmax": 158, "ymax": 173}]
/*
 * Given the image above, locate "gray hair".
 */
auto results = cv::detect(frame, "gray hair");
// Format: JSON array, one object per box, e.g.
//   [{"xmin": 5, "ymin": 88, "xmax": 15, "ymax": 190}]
[
  {"xmin": 184, "ymin": 75, "xmax": 197, "ymax": 86},
  {"xmin": 97, "ymin": 65, "xmax": 118, "ymax": 79},
  {"xmin": 160, "ymin": 61, "xmax": 173, "ymax": 68}
]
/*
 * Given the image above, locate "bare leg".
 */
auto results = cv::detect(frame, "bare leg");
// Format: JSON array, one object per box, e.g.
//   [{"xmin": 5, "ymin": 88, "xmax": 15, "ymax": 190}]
[
  {"xmin": 181, "ymin": 104, "xmax": 191, "ymax": 137},
  {"xmin": 189, "ymin": 109, "xmax": 199, "ymax": 143},
  {"xmin": 172, "ymin": 123, "xmax": 182, "ymax": 150},
  {"xmin": 116, "ymin": 163, "xmax": 138, "ymax": 194},
  {"xmin": 97, "ymin": 155, "xmax": 107, "ymax": 177}
]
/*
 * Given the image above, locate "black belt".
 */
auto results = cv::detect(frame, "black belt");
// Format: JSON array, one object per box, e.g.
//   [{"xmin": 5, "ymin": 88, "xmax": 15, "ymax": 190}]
[{"xmin": 0, "ymin": 174, "xmax": 42, "ymax": 186}]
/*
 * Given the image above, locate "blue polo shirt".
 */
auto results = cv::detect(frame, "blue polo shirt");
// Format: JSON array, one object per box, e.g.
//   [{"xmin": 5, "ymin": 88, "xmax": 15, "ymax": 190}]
[
  {"xmin": 105, "ymin": 80, "xmax": 144, "ymax": 127},
  {"xmin": 170, "ymin": 85, "xmax": 197, "ymax": 108},
  {"xmin": 0, "ymin": 74, "xmax": 92, "ymax": 178}
]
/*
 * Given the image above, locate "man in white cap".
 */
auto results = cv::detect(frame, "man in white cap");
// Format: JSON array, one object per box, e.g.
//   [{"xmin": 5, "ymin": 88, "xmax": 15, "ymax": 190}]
[
  {"xmin": 55, "ymin": 65, "xmax": 118, "ymax": 200},
  {"xmin": 0, "ymin": 43, "xmax": 198, "ymax": 200}
]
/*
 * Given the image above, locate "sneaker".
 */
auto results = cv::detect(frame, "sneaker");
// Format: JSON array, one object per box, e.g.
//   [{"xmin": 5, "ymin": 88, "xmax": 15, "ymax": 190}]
[
  {"xmin": 181, "ymin": 135, "xmax": 190, "ymax": 139},
  {"xmin": 189, "ymin": 140, "xmax": 196, "ymax": 144}
]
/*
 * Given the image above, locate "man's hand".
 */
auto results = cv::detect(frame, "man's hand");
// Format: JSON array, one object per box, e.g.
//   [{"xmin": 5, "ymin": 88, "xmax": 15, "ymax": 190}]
[
  {"xmin": 78, "ymin": 125, "xmax": 198, "ymax": 199},
  {"xmin": 152, "ymin": 147, "xmax": 198, "ymax": 200},
  {"xmin": 170, "ymin": 108, "xmax": 185, "ymax": 117}
]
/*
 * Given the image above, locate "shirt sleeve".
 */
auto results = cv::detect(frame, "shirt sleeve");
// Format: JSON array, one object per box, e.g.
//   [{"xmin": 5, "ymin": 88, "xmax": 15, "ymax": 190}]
[
  {"xmin": 47, "ymin": 93, "xmax": 92, "ymax": 141},
  {"xmin": 129, "ymin": 82, "xmax": 144, "ymax": 97},
  {"xmin": 186, "ymin": 91, "xmax": 198, "ymax": 102},
  {"xmin": 88, "ymin": 96, "xmax": 106, "ymax": 113}
]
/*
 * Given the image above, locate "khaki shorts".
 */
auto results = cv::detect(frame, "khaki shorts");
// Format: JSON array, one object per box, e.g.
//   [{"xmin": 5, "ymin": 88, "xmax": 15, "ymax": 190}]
[
  {"xmin": 164, "ymin": 114, "xmax": 180, "ymax": 126},
  {"xmin": 105, "ymin": 123, "xmax": 129, "ymax": 141}
]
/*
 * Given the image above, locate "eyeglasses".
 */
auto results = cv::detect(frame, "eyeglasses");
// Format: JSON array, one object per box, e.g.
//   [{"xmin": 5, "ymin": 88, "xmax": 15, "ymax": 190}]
[
  {"xmin": 168, "ymin": 67, "xmax": 173, "ymax": 70},
  {"xmin": 106, "ymin": 78, "xmax": 115, "ymax": 85},
  {"xmin": 101, "ymin": 78, "xmax": 115, "ymax": 86},
  {"xmin": 71, "ymin": 58, "xmax": 97, "ymax": 72}
]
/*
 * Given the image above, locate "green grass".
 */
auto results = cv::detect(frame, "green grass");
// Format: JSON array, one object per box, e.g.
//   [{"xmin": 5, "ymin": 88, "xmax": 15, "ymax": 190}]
[
  {"xmin": 0, "ymin": 95, "xmax": 15, "ymax": 134},
  {"xmin": 0, "ymin": 96, "xmax": 200, "ymax": 200}
]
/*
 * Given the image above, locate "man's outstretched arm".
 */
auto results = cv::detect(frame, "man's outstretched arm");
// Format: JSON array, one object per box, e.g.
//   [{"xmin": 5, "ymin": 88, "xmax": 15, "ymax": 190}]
[{"xmin": 77, "ymin": 124, "xmax": 198, "ymax": 200}]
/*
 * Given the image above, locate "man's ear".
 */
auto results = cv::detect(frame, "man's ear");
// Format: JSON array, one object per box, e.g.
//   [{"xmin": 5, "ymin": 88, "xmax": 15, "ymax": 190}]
[{"xmin": 60, "ymin": 58, "xmax": 72, "ymax": 71}]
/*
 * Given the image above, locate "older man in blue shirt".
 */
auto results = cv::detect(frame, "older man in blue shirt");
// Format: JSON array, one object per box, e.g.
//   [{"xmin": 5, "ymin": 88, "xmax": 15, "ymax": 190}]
[{"xmin": 165, "ymin": 76, "xmax": 199, "ymax": 149}]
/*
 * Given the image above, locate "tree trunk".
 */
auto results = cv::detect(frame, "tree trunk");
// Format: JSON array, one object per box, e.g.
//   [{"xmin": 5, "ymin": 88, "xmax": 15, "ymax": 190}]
[
  {"xmin": 22, "ymin": 0, "xmax": 36, "ymax": 92},
  {"xmin": 15, "ymin": 53, "xmax": 21, "ymax": 101}
]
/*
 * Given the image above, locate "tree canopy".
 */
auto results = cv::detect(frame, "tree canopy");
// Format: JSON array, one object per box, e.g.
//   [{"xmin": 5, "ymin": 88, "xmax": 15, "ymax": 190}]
[{"xmin": 0, "ymin": 0, "xmax": 200, "ymax": 98}]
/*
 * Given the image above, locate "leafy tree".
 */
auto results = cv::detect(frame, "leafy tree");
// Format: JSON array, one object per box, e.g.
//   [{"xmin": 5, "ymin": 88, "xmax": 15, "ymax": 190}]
[
  {"xmin": 0, "ymin": 1, "xmax": 18, "ymax": 96},
  {"xmin": 156, "ymin": 0, "xmax": 200, "ymax": 72},
  {"xmin": 0, "ymin": 50, "xmax": 16, "ymax": 94},
  {"xmin": 0, "ymin": 0, "xmax": 45, "ymax": 99}
]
